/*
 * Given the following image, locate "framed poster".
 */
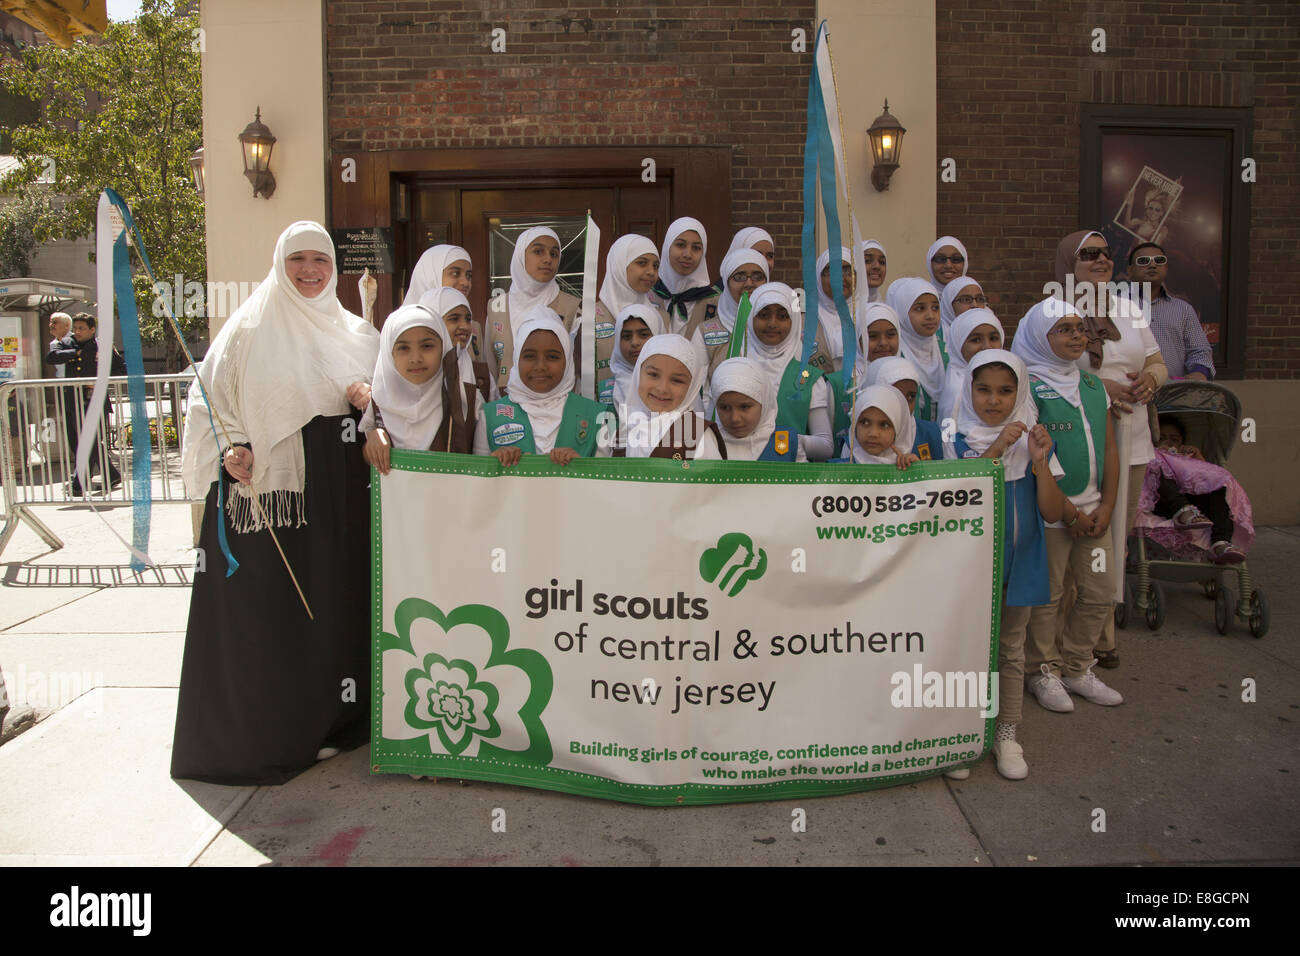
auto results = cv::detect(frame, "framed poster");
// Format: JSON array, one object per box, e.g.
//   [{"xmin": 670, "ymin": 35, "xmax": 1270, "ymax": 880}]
[{"xmin": 1080, "ymin": 106, "xmax": 1252, "ymax": 379}]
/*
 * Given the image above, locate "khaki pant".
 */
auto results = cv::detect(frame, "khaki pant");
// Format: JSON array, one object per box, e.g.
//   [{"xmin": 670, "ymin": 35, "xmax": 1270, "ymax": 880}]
[
  {"xmin": 998, "ymin": 603, "xmax": 1032, "ymax": 725},
  {"xmin": 1028, "ymin": 528, "xmax": 1114, "ymax": 679}
]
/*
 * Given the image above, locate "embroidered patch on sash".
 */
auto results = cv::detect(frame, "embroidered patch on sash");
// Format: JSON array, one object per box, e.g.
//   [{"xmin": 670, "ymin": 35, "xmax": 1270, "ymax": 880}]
[
  {"xmin": 493, "ymin": 322, "xmax": 504, "ymax": 333},
  {"xmin": 598, "ymin": 379, "xmax": 614, "ymax": 403},
  {"xmin": 498, "ymin": 404, "xmax": 514, "ymax": 420},
  {"xmin": 774, "ymin": 430, "xmax": 790, "ymax": 456},
  {"xmin": 492, "ymin": 422, "xmax": 526, "ymax": 446},
  {"xmin": 596, "ymin": 358, "xmax": 610, "ymax": 370},
  {"xmin": 595, "ymin": 322, "xmax": 615, "ymax": 339},
  {"xmin": 705, "ymin": 305, "xmax": 717, "ymax": 318},
  {"xmin": 1034, "ymin": 388, "xmax": 1062, "ymax": 399},
  {"xmin": 703, "ymin": 329, "xmax": 730, "ymax": 347},
  {"xmin": 918, "ymin": 444, "xmax": 933, "ymax": 460},
  {"xmin": 493, "ymin": 341, "xmax": 505, "ymax": 356},
  {"xmin": 577, "ymin": 419, "xmax": 589, "ymax": 441}
]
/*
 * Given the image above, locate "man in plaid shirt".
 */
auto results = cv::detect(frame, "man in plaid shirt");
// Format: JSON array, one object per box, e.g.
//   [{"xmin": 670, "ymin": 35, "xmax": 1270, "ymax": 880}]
[{"xmin": 1128, "ymin": 242, "xmax": 1215, "ymax": 380}]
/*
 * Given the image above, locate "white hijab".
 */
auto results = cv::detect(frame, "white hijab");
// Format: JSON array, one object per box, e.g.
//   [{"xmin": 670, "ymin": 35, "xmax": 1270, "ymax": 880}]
[
  {"xmin": 507, "ymin": 227, "xmax": 561, "ymax": 330},
  {"xmin": 939, "ymin": 307, "xmax": 1005, "ymax": 425},
  {"xmin": 853, "ymin": 302, "xmax": 902, "ymax": 389},
  {"xmin": 709, "ymin": 357, "xmax": 778, "ymax": 461},
  {"xmin": 505, "ymin": 308, "xmax": 574, "ymax": 453},
  {"xmin": 418, "ymin": 286, "xmax": 476, "ymax": 418},
  {"xmin": 403, "ymin": 244, "xmax": 471, "ymax": 306},
  {"xmin": 716, "ymin": 247, "xmax": 770, "ymax": 333},
  {"xmin": 371, "ymin": 304, "xmax": 452, "ymax": 451},
  {"xmin": 1012, "ymin": 297, "xmax": 1085, "ymax": 407},
  {"xmin": 815, "ymin": 246, "xmax": 855, "ymax": 362},
  {"xmin": 725, "ymin": 226, "xmax": 774, "ymax": 259},
  {"xmin": 599, "ymin": 234, "xmax": 659, "ymax": 318},
  {"xmin": 181, "ymin": 221, "xmax": 379, "ymax": 531},
  {"xmin": 940, "ymin": 275, "xmax": 983, "ymax": 339},
  {"xmin": 861, "ymin": 239, "xmax": 886, "ymax": 302},
  {"xmin": 612, "ymin": 304, "xmax": 665, "ymax": 411},
  {"xmin": 849, "ymin": 385, "xmax": 917, "ymax": 465},
  {"xmin": 951, "ymin": 349, "xmax": 1037, "ymax": 479},
  {"xmin": 887, "ymin": 277, "xmax": 946, "ymax": 400},
  {"xmin": 622, "ymin": 334, "xmax": 705, "ymax": 458},
  {"xmin": 658, "ymin": 217, "xmax": 712, "ymax": 295},
  {"xmin": 924, "ymin": 235, "xmax": 969, "ymax": 295},
  {"xmin": 744, "ymin": 283, "xmax": 801, "ymax": 386},
  {"xmin": 865, "ymin": 355, "xmax": 922, "ymax": 391}
]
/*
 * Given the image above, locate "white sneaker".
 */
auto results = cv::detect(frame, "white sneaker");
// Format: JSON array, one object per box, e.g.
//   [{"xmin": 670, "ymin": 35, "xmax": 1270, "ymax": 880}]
[
  {"xmin": 1027, "ymin": 664, "xmax": 1074, "ymax": 712},
  {"xmin": 944, "ymin": 768, "xmax": 971, "ymax": 780},
  {"xmin": 993, "ymin": 740, "xmax": 1029, "ymax": 780},
  {"xmin": 1062, "ymin": 664, "xmax": 1125, "ymax": 706}
]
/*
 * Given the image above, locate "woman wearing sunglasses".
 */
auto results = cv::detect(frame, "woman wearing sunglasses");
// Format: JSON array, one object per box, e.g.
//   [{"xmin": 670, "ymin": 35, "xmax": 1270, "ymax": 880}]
[{"xmin": 1055, "ymin": 230, "xmax": 1169, "ymax": 670}]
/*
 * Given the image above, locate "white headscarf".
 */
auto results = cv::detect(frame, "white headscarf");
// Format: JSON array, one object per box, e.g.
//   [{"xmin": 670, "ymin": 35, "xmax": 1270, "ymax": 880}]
[
  {"xmin": 940, "ymin": 275, "xmax": 983, "ymax": 338},
  {"xmin": 848, "ymin": 385, "xmax": 917, "ymax": 465},
  {"xmin": 371, "ymin": 304, "xmax": 452, "ymax": 451},
  {"xmin": 815, "ymin": 246, "xmax": 855, "ymax": 362},
  {"xmin": 403, "ymin": 244, "xmax": 471, "ymax": 306},
  {"xmin": 744, "ymin": 283, "xmax": 801, "ymax": 385},
  {"xmin": 505, "ymin": 308, "xmax": 574, "ymax": 453},
  {"xmin": 725, "ymin": 226, "xmax": 774, "ymax": 259},
  {"xmin": 924, "ymin": 235, "xmax": 969, "ymax": 295},
  {"xmin": 716, "ymin": 247, "xmax": 770, "ymax": 332},
  {"xmin": 853, "ymin": 302, "xmax": 902, "ymax": 387},
  {"xmin": 507, "ymin": 227, "xmax": 561, "ymax": 330},
  {"xmin": 657, "ymin": 217, "xmax": 712, "ymax": 295},
  {"xmin": 887, "ymin": 277, "xmax": 946, "ymax": 401},
  {"xmin": 951, "ymin": 349, "xmax": 1037, "ymax": 479},
  {"xmin": 709, "ymin": 357, "xmax": 778, "ymax": 461},
  {"xmin": 938, "ymin": 307, "xmax": 1005, "ymax": 425},
  {"xmin": 612, "ymin": 304, "xmax": 665, "ymax": 410},
  {"xmin": 622, "ymin": 334, "xmax": 705, "ymax": 458},
  {"xmin": 181, "ymin": 221, "xmax": 379, "ymax": 531},
  {"xmin": 418, "ymin": 286, "xmax": 476, "ymax": 418},
  {"xmin": 865, "ymin": 355, "xmax": 921, "ymax": 391},
  {"xmin": 1012, "ymin": 296, "xmax": 1085, "ymax": 407},
  {"xmin": 861, "ymin": 239, "xmax": 887, "ymax": 302},
  {"xmin": 599, "ymin": 234, "xmax": 659, "ymax": 318}
]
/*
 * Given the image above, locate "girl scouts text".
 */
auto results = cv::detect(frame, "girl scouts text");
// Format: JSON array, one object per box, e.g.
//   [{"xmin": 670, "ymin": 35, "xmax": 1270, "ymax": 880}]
[{"xmin": 524, "ymin": 578, "xmax": 709, "ymax": 621}]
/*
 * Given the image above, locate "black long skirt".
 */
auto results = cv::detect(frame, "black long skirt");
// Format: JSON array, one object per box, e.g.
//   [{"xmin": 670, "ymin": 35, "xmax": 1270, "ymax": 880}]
[{"xmin": 170, "ymin": 414, "xmax": 371, "ymax": 785}]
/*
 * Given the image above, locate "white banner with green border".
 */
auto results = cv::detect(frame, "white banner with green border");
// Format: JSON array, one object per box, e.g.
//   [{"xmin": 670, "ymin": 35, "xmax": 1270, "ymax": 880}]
[{"xmin": 371, "ymin": 451, "xmax": 1004, "ymax": 806}]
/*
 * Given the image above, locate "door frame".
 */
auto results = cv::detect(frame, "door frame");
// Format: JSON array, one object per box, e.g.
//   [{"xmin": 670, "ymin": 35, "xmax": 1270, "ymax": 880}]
[{"xmin": 328, "ymin": 146, "xmax": 732, "ymax": 321}]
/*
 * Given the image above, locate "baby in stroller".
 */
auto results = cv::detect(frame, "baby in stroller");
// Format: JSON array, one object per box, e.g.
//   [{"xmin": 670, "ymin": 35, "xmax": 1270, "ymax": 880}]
[{"xmin": 1139, "ymin": 415, "xmax": 1252, "ymax": 564}]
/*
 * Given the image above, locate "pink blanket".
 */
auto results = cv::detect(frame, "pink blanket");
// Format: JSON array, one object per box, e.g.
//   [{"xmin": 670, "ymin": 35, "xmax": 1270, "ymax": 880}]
[{"xmin": 1135, "ymin": 449, "xmax": 1255, "ymax": 559}]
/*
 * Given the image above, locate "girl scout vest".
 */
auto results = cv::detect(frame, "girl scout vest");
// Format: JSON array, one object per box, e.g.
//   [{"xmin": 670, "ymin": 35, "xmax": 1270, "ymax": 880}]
[
  {"xmin": 1030, "ymin": 372, "xmax": 1108, "ymax": 497},
  {"xmin": 774, "ymin": 359, "xmax": 824, "ymax": 435},
  {"xmin": 592, "ymin": 300, "xmax": 672, "ymax": 408},
  {"xmin": 371, "ymin": 380, "xmax": 479, "ymax": 455},
  {"xmin": 758, "ymin": 428, "xmax": 797, "ymax": 461},
  {"xmin": 681, "ymin": 299, "xmax": 732, "ymax": 382},
  {"xmin": 953, "ymin": 434, "xmax": 1049, "ymax": 607},
  {"xmin": 482, "ymin": 393, "xmax": 606, "ymax": 456},
  {"xmin": 483, "ymin": 291, "xmax": 581, "ymax": 392},
  {"xmin": 611, "ymin": 414, "xmax": 728, "ymax": 460}
]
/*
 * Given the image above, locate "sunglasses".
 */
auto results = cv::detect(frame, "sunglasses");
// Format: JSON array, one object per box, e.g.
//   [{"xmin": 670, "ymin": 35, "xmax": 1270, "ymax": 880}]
[
  {"xmin": 1076, "ymin": 246, "xmax": 1113, "ymax": 262},
  {"xmin": 953, "ymin": 294, "xmax": 989, "ymax": 307},
  {"xmin": 1133, "ymin": 255, "xmax": 1168, "ymax": 266},
  {"xmin": 931, "ymin": 254, "xmax": 965, "ymax": 265}
]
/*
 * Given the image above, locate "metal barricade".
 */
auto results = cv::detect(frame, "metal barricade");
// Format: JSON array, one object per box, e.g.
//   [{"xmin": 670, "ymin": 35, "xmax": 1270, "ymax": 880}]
[{"xmin": 0, "ymin": 373, "xmax": 199, "ymax": 560}]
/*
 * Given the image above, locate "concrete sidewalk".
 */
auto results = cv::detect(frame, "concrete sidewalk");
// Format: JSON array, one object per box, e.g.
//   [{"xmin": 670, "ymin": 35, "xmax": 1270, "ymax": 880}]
[{"xmin": 2, "ymin": 501, "xmax": 1297, "ymax": 866}]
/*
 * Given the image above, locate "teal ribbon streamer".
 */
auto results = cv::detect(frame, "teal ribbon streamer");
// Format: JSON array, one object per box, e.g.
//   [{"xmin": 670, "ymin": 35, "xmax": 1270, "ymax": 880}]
[
  {"xmin": 111, "ymin": 230, "xmax": 151, "ymax": 571},
  {"xmin": 798, "ymin": 23, "xmax": 856, "ymax": 403},
  {"xmin": 103, "ymin": 188, "xmax": 238, "ymax": 576}
]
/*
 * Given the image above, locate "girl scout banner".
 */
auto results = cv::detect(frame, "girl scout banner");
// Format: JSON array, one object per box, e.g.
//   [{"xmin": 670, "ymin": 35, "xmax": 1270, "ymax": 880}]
[{"xmin": 371, "ymin": 453, "xmax": 1004, "ymax": 806}]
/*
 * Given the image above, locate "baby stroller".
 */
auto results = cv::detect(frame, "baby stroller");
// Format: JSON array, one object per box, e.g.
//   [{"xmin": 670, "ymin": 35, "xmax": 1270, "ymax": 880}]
[{"xmin": 1117, "ymin": 381, "xmax": 1268, "ymax": 637}]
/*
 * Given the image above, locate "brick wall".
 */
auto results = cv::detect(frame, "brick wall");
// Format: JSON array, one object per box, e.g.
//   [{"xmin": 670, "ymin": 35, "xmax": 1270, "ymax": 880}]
[
  {"xmin": 936, "ymin": 1, "xmax": 1299, "ymax": 378},
  {"xmin": 326, "ymin": 1, "xmax": 814, "ymax": 281}
]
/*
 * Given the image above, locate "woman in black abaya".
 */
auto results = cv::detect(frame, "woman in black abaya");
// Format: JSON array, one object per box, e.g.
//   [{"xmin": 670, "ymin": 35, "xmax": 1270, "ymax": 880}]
[{"xmin": 173, "ymin": 221, "xmax": 380, "ymax": 785}]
